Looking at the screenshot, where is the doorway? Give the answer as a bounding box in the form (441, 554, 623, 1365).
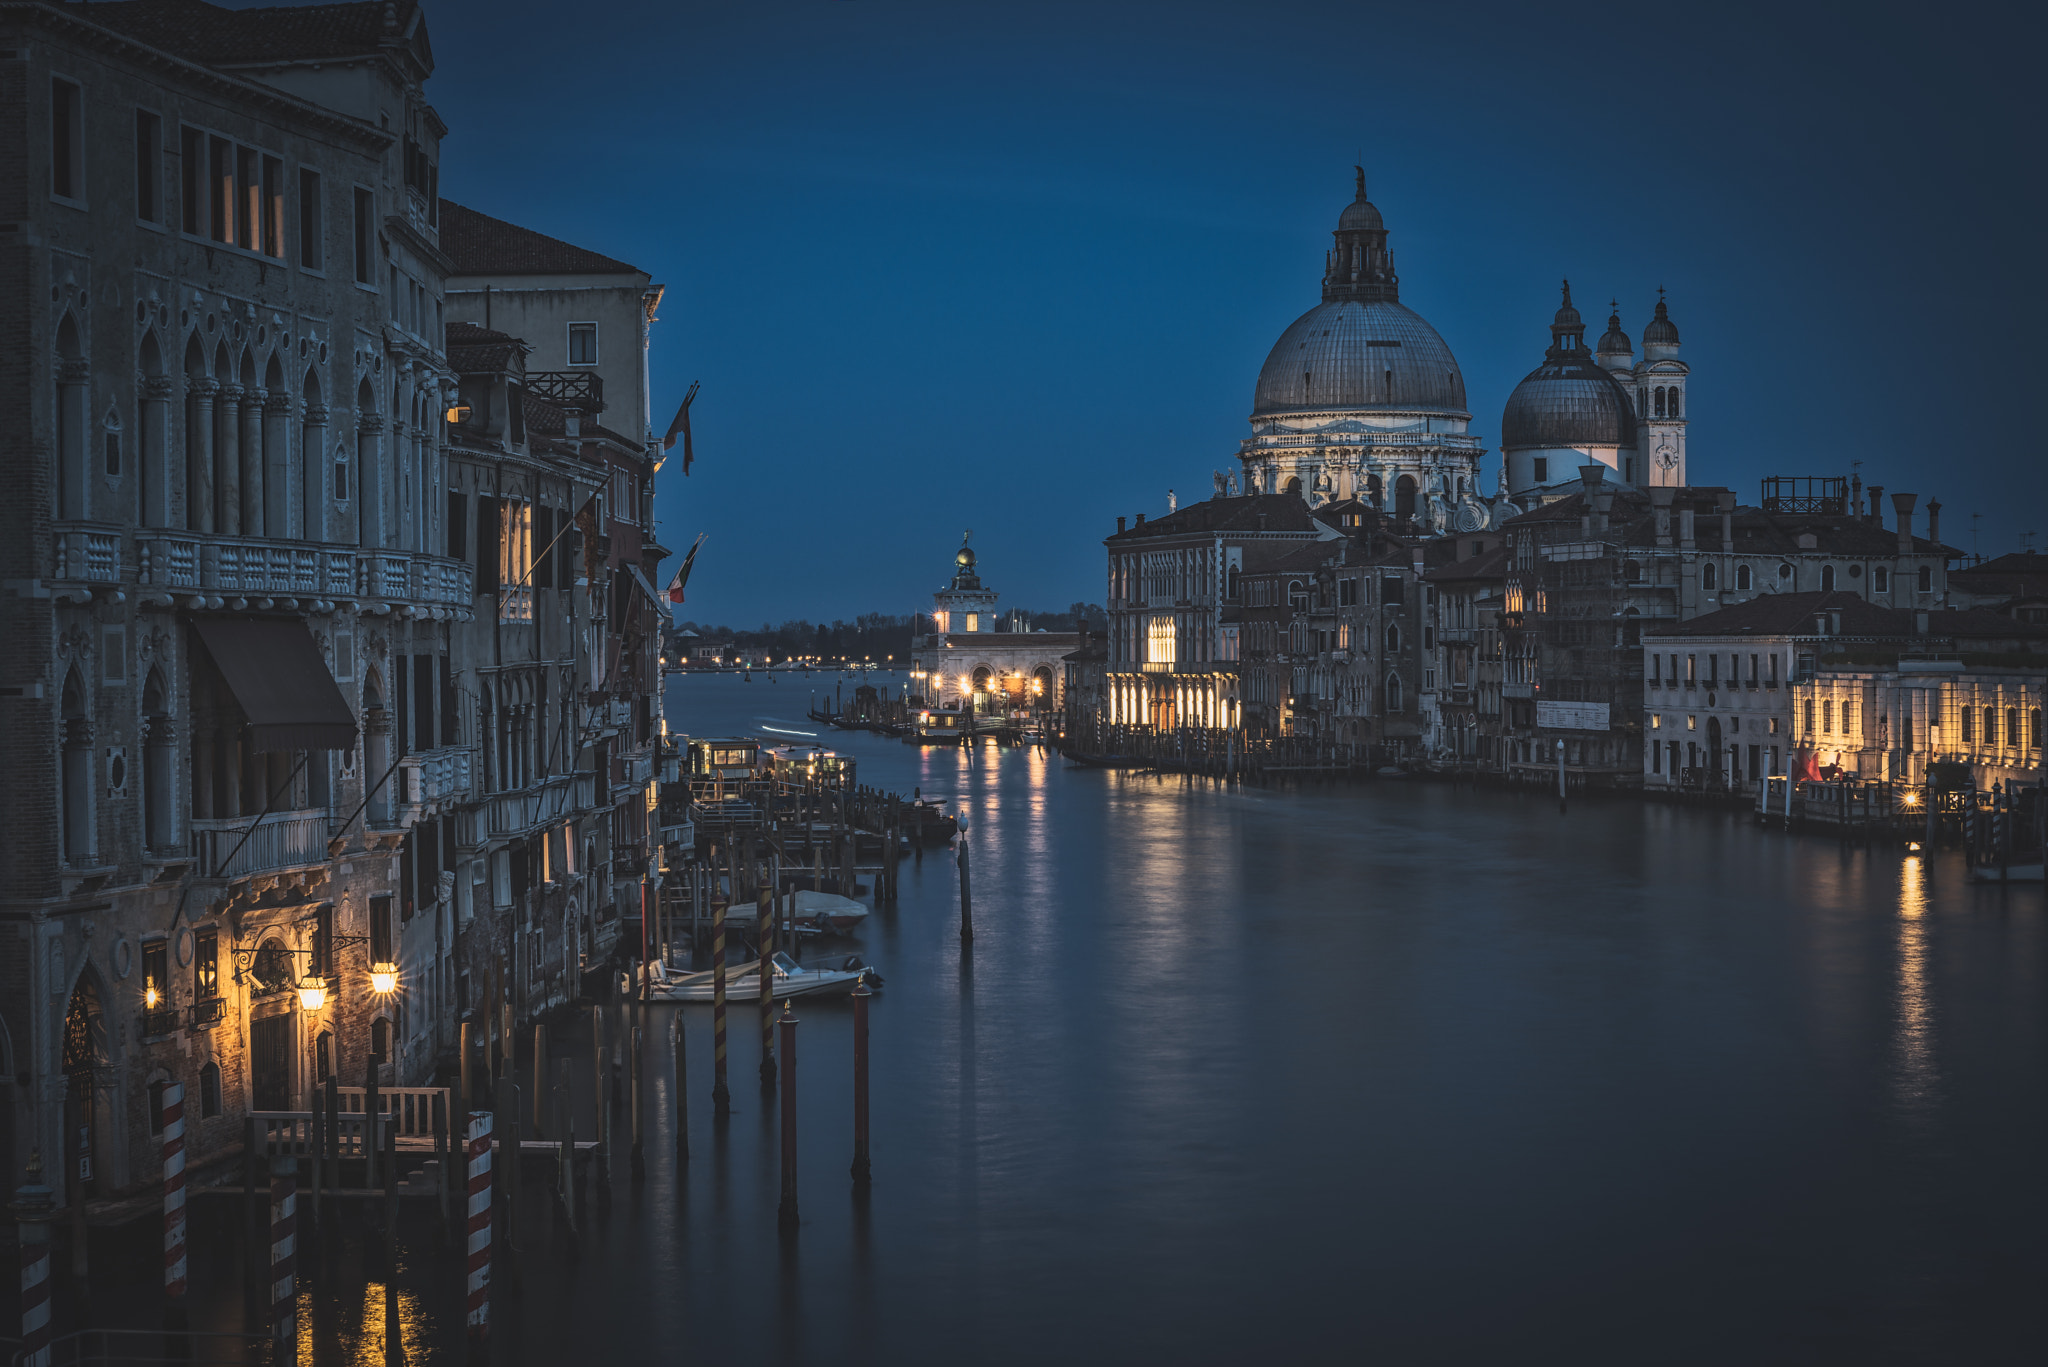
(250, 1013, 291, 1111)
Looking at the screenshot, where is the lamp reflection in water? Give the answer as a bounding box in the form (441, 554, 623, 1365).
(1891, 854, 1940, 1121)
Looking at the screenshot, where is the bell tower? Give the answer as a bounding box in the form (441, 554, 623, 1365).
(1636, 289, 1689, 487)
(931, 531, 998, 634)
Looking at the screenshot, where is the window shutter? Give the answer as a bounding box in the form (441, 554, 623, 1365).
(533, 505, 553, 587)
(476, 496, 499, 587)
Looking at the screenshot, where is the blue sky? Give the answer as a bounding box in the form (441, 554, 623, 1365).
(430, 0, 2043, 624)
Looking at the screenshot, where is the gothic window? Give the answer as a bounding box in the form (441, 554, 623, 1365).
(1385, 673, 1402, 712)
(1385, 624, 1400, 654)
(1702, 562, 1717, 590)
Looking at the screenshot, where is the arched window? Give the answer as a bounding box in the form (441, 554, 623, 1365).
(1384, 624, 1400, 654)
(1873, 566, 1889, 592)
(1736, 564, 1752, 591)
(2032, 708, 2042, 750)
(1394, 474, 1417, 520)
(1283, 476, 1302, 498)
(1669, 389, 1680, 418)
(1702, 562, 1717, 590)
(1822, 699, 1833, 732)
(1820, 565, 1835, 591)
(2008, 708, 2020, 747)
(1385, 673, 1403, 712)
(1625, 559, 1643, 583)
(1366, 473, 1383, 508)
(1803, 700, 1815, 733)
(1654, 387, 1665, 418)
(199, 1061, 222, 1118)
(1962, 708, 1974, 744)
(1227, 566, 1240, 601)
(1778, 563, 1793, 581)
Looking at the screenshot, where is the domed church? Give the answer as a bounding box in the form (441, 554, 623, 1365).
(1236, 169, 1493, 533)
(1500, 283, 1689, 504)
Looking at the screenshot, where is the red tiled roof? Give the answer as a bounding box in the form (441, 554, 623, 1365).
(82, 0, 422, 67)
(439, 200, 641, 277)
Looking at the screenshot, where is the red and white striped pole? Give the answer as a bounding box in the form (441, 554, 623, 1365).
(465, 1111, 494, 1363)
(269, 1150, 297, 1354)
(12, 1151, 56, 1367)
(161, 1082, 188, 1330)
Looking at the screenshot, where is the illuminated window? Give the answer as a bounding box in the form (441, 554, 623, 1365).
(964, 614, 978, 633)
(1147, 616, 1176, 666)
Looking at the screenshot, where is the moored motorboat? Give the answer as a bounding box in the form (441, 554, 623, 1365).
(647, 951, 877, 1002)
(793, 889, 869, 933)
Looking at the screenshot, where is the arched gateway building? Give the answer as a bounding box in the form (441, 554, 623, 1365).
(909, 536, 1078, 715)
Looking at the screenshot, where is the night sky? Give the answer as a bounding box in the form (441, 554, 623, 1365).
(428, 0, 2043, 627)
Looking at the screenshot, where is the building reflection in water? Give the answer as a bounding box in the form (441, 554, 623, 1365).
(1890, 855, 1940, 1124)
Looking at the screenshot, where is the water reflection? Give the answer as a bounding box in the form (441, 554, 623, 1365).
(1891, 855, 1940, 1122)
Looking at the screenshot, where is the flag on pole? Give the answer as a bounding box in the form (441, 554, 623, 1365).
(666, 534, 706, 603)
(662, 382, 700, 475)
(1794, 748, 1823, 784)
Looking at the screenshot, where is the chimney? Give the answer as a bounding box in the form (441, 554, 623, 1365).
(1891, 491, 1916, 555)
(1650, 485, 1675, 547)
(1679, 506, 1696, 551)
(1850, 473, 1863, 519)
(1116, 516, 1126, 534)
(1866, 485, 1883, 524)
(1926, 498, 1941, 547)
(1135, 512, 1145, 526)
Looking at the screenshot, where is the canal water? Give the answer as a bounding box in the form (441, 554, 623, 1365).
(34, 671, 2048, 1363)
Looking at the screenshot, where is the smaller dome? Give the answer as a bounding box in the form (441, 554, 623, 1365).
(1643, 296, 1679, 346)
(1552, 286, 1582, 332)
(1337, 165, 1383, 232)
(1501, 354, 1639, 451)
(955, 544, 976, 569)
(1597, 309, 1632, 355)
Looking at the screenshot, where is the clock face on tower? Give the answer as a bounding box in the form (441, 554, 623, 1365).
(1657, 438, 1677, 470)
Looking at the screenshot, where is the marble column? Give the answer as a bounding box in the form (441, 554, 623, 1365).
(186, 378, 217, 533)
(240, 386, 264, 536)
(142, 376, 175, 528)
(263, 392, 291, 539)
(216, 384, 241, 535)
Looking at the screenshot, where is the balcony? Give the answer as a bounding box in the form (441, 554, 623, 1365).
(526, 371, 605, 413)
(190, 808, 331, 880)
(133, 532, 472, 615)
(397, 744, 477, 822)
(138, 1007, 180, 1038)
(52, 522, 123, 593)
(190, 996, 226, 1029)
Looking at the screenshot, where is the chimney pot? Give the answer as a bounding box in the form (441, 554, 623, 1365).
(1891, 491, 1916, 555)
(1867, 485, 1884, 524)
(1926, 498, 1942, 547)
(1116, 516, 1126, 533)
(1135, 512, 1145, 526)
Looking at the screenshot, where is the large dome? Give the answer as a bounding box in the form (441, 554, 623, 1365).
(1252, 299, 1468, 416)
(1500, 351, 1638, 449)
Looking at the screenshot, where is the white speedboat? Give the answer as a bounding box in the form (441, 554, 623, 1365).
(647, 952, 876, 1002)
(793, 889, 869, 933)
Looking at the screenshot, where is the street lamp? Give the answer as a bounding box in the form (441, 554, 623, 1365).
(370, 964, 399, 995)
(297, 979, 329, 1012)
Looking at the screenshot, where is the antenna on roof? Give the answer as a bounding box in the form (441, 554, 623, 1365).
(1970, 511, 1982, 563)
(2021, 530, 2036, 554)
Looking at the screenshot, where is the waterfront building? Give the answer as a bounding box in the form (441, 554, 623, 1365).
(1498, 468, 1958, 787)
(1644, 592, 2046, 791)
(1236, 172, 1491, 533)
(0, 0, 672, 1204)
(909, 537, 1076, 715)
(441, 201, 674, 960)
(1098, 496, 1329, 736)
(1424, 540, 1508, 763)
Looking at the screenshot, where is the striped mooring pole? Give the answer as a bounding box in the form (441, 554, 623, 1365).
(465, 1112, 494, 1363)
(269, 1149, 298, 1354)
(161, 1082, 188, 1330)
(12, 1151, 56, 1367)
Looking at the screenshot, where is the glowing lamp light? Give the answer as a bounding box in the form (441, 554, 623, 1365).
(1899, 790, 1922, 808)
(370, 964, 400, 994)
(445, 403, 472, 424)
(298, 981, 329, 1012)
(144, 985, 161, 1009)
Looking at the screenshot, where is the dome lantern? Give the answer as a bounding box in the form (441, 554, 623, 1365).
(1642, 288, 1681, 359)
(1322, 166, 1398, 305)
(1595, 300, 1633, 372)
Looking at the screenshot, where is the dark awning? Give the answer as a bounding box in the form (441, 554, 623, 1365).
(190, 616, 358, 752)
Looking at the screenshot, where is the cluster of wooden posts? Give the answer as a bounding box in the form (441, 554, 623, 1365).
(1058, 719, 1376, 778)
